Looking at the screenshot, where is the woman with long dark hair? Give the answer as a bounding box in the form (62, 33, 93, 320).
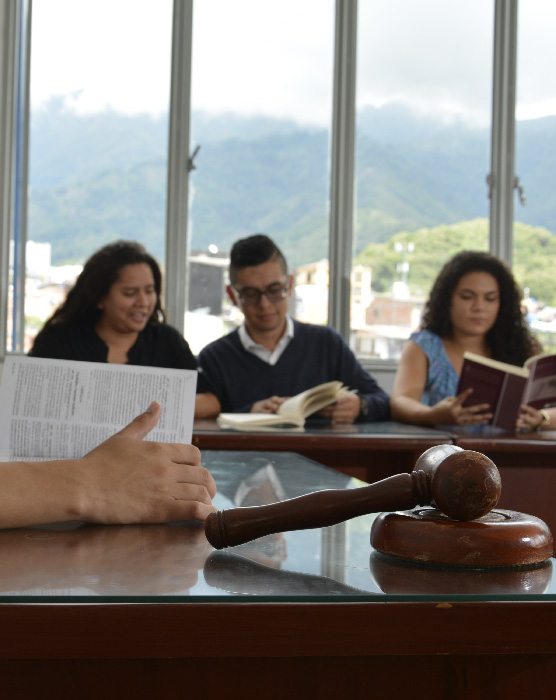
(30, 240, 219, 417)
(390, 250, 541, 427)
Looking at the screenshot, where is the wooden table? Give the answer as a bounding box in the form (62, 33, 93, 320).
(194, 420, 556, 537)
(193, 420, 454, 481)
(2, 450, 556, 699)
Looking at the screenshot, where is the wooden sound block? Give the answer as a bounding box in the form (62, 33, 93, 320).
(370, 507, 553, 568)
(369, 551, 553, 595)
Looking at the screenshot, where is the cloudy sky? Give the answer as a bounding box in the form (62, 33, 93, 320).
(30, 0, 556, 127)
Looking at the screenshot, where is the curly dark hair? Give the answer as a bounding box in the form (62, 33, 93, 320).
(34, 240, 165, 340)
(422, 250, 541, 366)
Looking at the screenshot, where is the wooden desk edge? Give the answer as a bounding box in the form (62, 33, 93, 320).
(1, 601, 555, 659)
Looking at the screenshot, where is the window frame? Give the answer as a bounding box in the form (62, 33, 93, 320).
(0, 0, 519, 361)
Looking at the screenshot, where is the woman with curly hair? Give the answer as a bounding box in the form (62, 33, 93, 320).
(30, 240, 219, 418)
(390, 250, 542, 427)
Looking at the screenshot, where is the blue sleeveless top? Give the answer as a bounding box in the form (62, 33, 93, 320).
(410, 329, 459, 406)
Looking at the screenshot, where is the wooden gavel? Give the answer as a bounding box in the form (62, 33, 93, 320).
(205, 445, 502, 549)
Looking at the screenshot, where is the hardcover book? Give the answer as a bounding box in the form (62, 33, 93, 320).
(457, 351, 556, 431)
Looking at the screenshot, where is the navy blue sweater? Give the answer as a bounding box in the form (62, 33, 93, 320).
(197, 320, 390, 422)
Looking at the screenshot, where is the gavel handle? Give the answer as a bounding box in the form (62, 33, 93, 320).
(205, 470, 431, 549)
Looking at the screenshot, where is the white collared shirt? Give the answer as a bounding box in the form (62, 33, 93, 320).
(238, 315, 294, 366)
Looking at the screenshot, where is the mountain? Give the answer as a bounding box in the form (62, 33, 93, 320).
(27, 100, 556, 271)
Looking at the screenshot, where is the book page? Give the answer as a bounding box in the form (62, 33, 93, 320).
(524, 351, 556, 370)
(217, 413, 304, 430)
(0, 357, 197, 461)
(278, 380, 345, 420)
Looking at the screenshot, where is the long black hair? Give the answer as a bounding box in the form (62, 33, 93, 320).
(422, 250, 540, 365)
(34, 240, 165, 340)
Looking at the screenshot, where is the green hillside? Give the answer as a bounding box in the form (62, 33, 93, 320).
(356, 219, 556, 306)
(27, 101, 556, 278)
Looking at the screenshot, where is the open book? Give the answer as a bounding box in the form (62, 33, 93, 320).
(0, 356, 197, 461)
(457, 351, 556, 431)
(217, 380, 351, 430)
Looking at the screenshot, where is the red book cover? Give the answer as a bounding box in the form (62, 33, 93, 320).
(457, 356, 528, 431)
(524, 354, 556, 410)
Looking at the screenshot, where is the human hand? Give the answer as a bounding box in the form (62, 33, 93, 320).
(78, 401, 216, 524)
(251, 396, 287, 414)
(318, 393, 361, 423)
(432, 388, 493, 426)
(516, 404, 544, 432)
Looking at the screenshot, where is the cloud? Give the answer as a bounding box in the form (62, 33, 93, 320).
(29, 0, 556, 125)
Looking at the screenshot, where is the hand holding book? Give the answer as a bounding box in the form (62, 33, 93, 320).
(250, 391, 361, 423)
(425, 386, 493, 427)
(217, 381, 353, 430)
(516, 404, 555, 432)
(457, 351, 556, 431)
(315, 391, 361, 423)
(251, 396, 288, 414)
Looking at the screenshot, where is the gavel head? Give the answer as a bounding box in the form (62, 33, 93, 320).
(415, 445, 502, 521)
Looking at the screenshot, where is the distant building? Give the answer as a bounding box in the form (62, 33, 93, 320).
(293, 258, 429, 358)
(185, 250, 231, 354)
(294, 259, 329, 324)
(294, 259, 373, 327)
(188, 250, 229, 315)
(356, 295, 425, 359)
(366, 296, 418, 327)
(26, 241, 52, 278)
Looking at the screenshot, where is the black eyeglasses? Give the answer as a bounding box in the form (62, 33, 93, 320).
(233, 282, 289, 306)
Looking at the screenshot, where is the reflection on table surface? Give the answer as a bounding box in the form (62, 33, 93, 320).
(193, 419, 454, 439)
(442, 423, 556, 443)
(0, 450, 554, 602)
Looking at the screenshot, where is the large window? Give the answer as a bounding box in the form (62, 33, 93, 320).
(353, 0, 494, 359)
(514, 0, 556, 351)
(12, 0, 172, 351)
(2, 0, 554, 362)
(185, 0, 335, 353)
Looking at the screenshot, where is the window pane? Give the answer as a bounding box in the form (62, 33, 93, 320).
(515, 0, 556, 353)
(353, 0, 494, 359)
(20, 0, 172, 352)
(187, 0, 335, 353)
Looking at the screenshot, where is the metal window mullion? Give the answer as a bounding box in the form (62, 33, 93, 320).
(0, 0, 19, 357)
(489, 0, 518, 266)
(328, 0, 357, 340)
(165, 0, 194, 332)
(12, 0, 31, 353)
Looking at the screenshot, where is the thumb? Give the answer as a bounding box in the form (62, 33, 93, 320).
(117, 401, 161, 440)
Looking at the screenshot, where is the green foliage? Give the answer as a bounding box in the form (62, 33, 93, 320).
(513, 222, 556, 306)
(26, 103, 556, 308)
(356, 219, 556, 306)
(24, 316, 45, 331)
(356, 219, 489, 295)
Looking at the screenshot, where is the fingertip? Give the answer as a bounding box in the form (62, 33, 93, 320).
(119, 401, 161, 439)
(146, 401, 161, 415)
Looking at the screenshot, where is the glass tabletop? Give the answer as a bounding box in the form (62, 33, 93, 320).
(0, 450, 553, 603)
(195, 419, 454, 439)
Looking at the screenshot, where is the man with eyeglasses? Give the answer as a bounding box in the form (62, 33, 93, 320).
(197, 234, 390, 423)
